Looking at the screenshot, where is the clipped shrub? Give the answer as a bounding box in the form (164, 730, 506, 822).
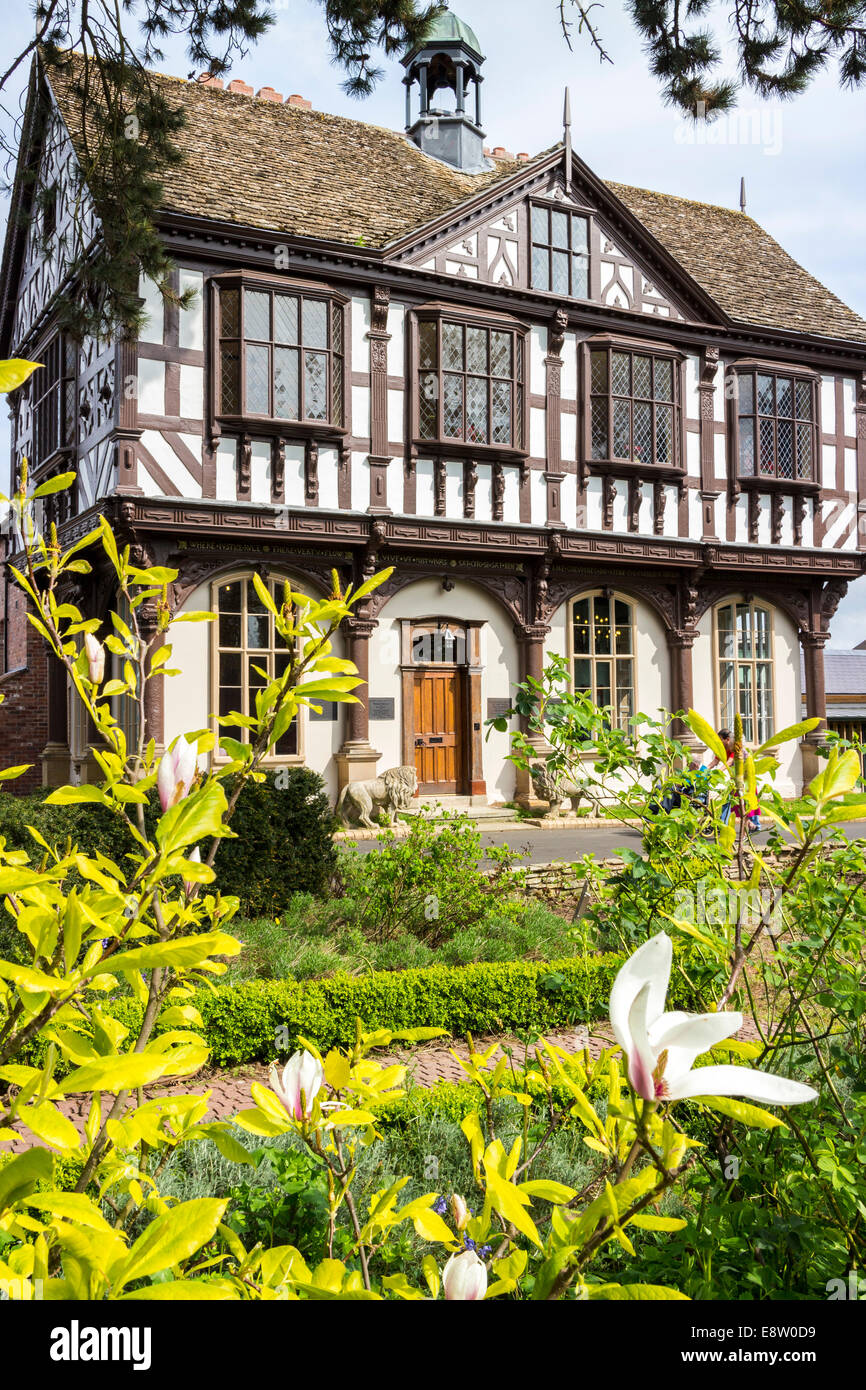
(14, 948, 707, 1073)
(0, 766, 337, 916)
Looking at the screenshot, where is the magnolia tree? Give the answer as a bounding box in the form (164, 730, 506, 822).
(0, 364, 838, 1298)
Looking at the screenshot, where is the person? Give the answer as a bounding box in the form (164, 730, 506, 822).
(709, 728, 760, 832)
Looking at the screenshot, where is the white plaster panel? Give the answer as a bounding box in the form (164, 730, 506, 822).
(714, 431, 727, 480)
(822, 443, 837, 491)
(685, 354, 700, 417)
(842, 377, 856, 436)
(560, 473, 577, 528)
(415, 458, 435, 517)
(138, 358, 165, 415)
(475, 464, 492, 521)
(529, 326, 547, 393)
(250, 440, 271, 505)
(352, 384, 371, 438)
(821, 375, 836, 430)
(663, 484, 679, 537)
(351, 451, 369, 512)
(215, 439, 236, 500)
(561, 411, 576, 463)
(318, 446, 339, 510)
(530, 467, 547, 526)
(178, 270, 204, 350)
(388, 457, 404, 514)
(502, 466, 521, 523)
(560, 335, 578, 401)
(386, 303, 405, 376)
(445, 460, 464, 518)
(351, 295, 370, 369)
(686, 430, 700, 478)
(586, 476, 602, 530)
(530, 406, 546, 459)
(179, 365, 203, 418)
(138, 276, 164, 344)
(387, 388, 404, 444)
(284, 443, 305, 507)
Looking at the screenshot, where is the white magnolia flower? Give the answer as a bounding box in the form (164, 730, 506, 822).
(157, 734, 197, 812)
(83, 631, 105, 685)
(442, 1249, 487, 1301)
(610, 933, 817, 1107)
(269, 1049, 324, 1120)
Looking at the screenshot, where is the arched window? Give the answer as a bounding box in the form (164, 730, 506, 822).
(714, 599, 775, 745)
(570, 592, 636, 728)
(212, 573, 299, 759)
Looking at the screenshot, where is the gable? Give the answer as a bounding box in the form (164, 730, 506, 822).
(10, 92, 97, 353)
(393, 164, 706, 324)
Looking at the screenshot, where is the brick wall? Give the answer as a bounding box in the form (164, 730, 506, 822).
(0, 556, 49, 793)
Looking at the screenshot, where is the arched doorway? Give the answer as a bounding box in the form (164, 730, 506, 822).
(399, 617, 484, 795)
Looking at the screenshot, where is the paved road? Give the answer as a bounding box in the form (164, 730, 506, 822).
(344, 821, 865, 866)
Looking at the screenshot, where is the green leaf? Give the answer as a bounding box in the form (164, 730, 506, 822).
(584, 1282, 689, 1300)
(756, 717, 820, 753)
(0, 358, 42, 393)
(685, 711, 727, 763)
(32, 472, 76, 499)
(45, 785, 110, 807)
(0, 1147, 53, 1211)
(518, 1179, 577, 1204)
(156, 782, 229, 854)
(113, 1199, 227, 1290)
(690, 1095, 787, 1130)
(95, 931, 240, 977)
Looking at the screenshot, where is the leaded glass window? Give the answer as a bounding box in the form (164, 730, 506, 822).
(218, 285, 344, 427)
(736, 368, 816, 481)
(417, 319, 523, 448)
(214, 576, 298, 758)
(716, 599, 775, 745)
(571, 594, 635, 729)
(588, 345, 681, 468)
(530, 205, 590, 298)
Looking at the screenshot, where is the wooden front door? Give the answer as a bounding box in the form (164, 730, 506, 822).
(413, 669, 463, 793)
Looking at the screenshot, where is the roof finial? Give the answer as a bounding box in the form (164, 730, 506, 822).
(739, 176, 747, 213)
(563, 87, 572, 191)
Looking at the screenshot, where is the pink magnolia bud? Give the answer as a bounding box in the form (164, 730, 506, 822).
(269, 1049, 324, 1120)
(84, 632, 105, 685)
(157, 734, 198, 812)
(442, 1249, 487, 1301)
(450, 1194, 469, 1230)
(183, 845, 201, 895)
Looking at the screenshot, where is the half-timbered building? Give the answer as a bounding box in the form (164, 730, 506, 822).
(2, 12, 865, 802)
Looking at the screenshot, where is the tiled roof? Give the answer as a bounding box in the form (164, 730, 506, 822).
(607, 182, 866, 343)
(47, 59, 521, 249)
(800, 650, 866, 697)
(47, 57, 866, 344)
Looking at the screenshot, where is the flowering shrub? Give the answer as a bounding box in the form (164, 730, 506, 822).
(0, 421, 855, 1298)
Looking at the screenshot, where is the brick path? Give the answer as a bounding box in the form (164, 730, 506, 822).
(3, 1016, 761, 1155)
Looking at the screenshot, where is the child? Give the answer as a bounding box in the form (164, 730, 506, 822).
(709, 728, 760, 833)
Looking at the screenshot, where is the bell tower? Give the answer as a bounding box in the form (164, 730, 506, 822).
(401, 9, 490, 173)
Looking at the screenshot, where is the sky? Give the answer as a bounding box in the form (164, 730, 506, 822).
(1, 0, 864, 640)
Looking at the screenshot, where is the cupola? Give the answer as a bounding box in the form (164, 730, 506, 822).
(401, 9, 490, 173)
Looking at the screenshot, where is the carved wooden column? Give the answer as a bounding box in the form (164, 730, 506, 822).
(42, 652, 71, 787)
(139, 600, 165, 753)
(544, 309, 568, 526)
(799, 629, 828, 783)
(366, 285, 392, 514)
(335, 614, 381, 793)
(513, 620, 552, 807)
(698, 346, 721, 540)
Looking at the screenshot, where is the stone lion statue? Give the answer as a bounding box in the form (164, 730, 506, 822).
(530, 763, 587, 818)
(335, 765, 418, 828)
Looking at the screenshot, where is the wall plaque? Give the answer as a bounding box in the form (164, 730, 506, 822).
(309, 701, 338, 722)
(369, 698, 396, 721)
(487, 698, 512, 720)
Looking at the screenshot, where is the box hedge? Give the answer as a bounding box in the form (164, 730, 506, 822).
(0, 766, 337, 918)
(16, 950, 706, 1072)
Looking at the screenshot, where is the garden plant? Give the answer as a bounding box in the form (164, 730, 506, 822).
(0, 376, 864, 1298)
